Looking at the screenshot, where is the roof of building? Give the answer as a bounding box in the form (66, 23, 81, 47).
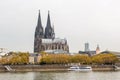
(44, 49, 68, 54)
(101, 51, 120, 56)
(79, 50, 96, 56)
(42, 38, 67, 44)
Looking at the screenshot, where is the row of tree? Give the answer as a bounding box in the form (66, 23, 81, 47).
(0, 52, 119, 65)
(0, 52, 29, 65)
(40, 53, 119, 65)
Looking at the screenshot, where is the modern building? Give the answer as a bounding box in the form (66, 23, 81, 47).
(79, 43, 100, 56)
(101, 51, 120, 60)
(34, 10, 69, 53)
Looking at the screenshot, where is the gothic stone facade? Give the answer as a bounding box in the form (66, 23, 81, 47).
(34, 11, 69, 53)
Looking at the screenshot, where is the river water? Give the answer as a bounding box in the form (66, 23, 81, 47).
(0, 71, 120, 80)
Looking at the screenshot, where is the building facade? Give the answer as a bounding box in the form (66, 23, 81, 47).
(29, 53, 41, 64)
(79, 43, 100, 56)
(34, 11, 69, 53)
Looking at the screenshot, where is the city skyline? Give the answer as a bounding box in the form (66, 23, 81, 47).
(0, 0, 120, 52)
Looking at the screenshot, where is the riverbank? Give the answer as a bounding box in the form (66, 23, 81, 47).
(0, 65, 117, 72)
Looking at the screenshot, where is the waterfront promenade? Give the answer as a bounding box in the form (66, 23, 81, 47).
(0, 64, 117, 72)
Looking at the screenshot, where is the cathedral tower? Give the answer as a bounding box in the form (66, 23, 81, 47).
(35, 10, 44, 38)
(45, 11, 54, 39)
(34, 10, 43, 53)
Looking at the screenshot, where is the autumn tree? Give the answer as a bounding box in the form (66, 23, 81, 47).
(0, 52, 29, 65)
(92, 53, 119, 65)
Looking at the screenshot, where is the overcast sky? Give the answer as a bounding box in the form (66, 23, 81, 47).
(0, 0, 120, 53)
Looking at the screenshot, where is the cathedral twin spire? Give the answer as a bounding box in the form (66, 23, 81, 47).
(35, 10, 55, 39)
(34, 11, 69, 53)
(35, 10, 44, 38)
(37, 10, 42, 28)
(46, 11, 51, 28)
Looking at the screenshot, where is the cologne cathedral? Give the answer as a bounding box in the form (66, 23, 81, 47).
(34, 11, 69, 53)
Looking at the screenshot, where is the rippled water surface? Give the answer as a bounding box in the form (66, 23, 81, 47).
(0, 71, 120, 80)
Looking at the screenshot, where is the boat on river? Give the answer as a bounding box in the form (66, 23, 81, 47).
(68, 66, 92, 71)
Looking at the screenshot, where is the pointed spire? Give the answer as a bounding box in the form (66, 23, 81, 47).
(37, 10, 42, 27)
(44, 10, 53, 39)
(46, 10, 51, 27)
(35, 10, 44, 38)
